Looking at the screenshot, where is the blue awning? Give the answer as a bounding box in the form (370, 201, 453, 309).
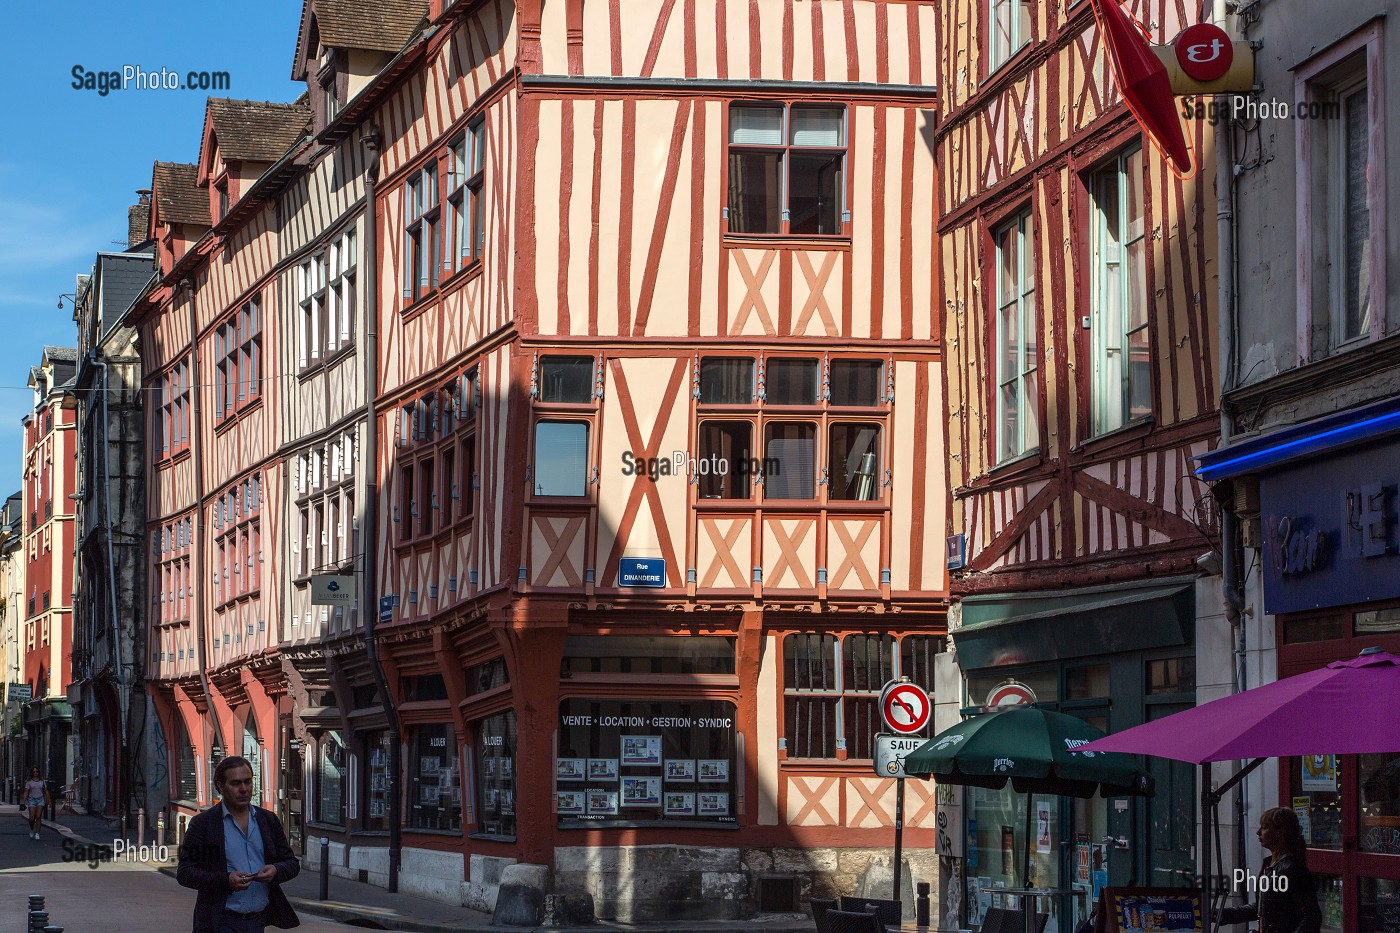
(1195, 394, 1400, 481)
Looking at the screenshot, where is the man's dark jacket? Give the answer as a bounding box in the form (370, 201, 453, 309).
(176, 804, 301, 932)
(1218, 853, 1322, 933)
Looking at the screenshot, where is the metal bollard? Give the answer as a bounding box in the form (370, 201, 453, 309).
(27, 895, 44, 933)
(319, 837, 329, 900)
(915, 880, 931, 928)
(137, 808, 146, 845)
(43, 927, 63, 933)
(28, 910, 47, 933)
(156, 812, 166, 849)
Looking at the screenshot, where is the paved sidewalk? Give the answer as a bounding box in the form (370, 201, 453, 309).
(26, 805, 815, 933)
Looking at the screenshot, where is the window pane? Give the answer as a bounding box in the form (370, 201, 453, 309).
(533, 421, 588, 496)
(1065, 664, 1110, 700)
(830, 360, 882, 406)
(364, 730, 392, 831)
(1360, 752, 1400, 854)
(561, 635, 737, 675)
(1291, 755, 1343, 849)
(992, 0, 1013, 66)
(842, 634, 894, 692)
(317, 731, 346, 824)
(729, 106, 783, 145)
(789, 152, 842, 235)
(475, 711, 516, 837)
(700, 358, 753, 404)
(790, 107, 843, 146)
(728, 151, 783, 234)
(697, 421, 753, 499)
(843, 696, 880, 758)
(410, 723, 461, 831)
(1360, 877, 1400, 933)
(900, 636, 941, 693)
(784, 695, 838, 758)
(763, 422, 816, 499)
(784, 633, 837, 691)
(766, 358, 819, 405)
(1343, 85, 1372, 342)
(539, 356, 594, 403)
(828, 423, 880, 500)
(1357, 608, 1400, 634)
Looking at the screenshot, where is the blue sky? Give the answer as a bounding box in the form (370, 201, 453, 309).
(0, 1, 305, 488)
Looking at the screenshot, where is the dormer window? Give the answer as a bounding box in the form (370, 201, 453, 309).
(215, 179, 229, 222)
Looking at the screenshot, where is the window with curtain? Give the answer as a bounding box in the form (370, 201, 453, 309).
(1089, 146, 1149, 435)
(763, 422, 816, 499)
(728, 104, 845, 235)
(995, 209, 1038, 461)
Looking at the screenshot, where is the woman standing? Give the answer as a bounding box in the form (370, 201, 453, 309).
(1217, 807, 1322, 933)
(22, 767, 50, 840)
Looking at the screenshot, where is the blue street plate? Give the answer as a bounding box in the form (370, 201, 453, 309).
(619, 557, 666, 587)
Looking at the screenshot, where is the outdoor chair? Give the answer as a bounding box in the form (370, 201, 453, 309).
(839, 895, 901, 929)
(976, 907, 1007, 933)
(810, 897, 837, 933)
(989, 908, 1026, 933)
(825, 908, 885, 933)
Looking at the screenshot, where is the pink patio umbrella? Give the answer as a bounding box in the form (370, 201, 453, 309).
(1077, 647, 1400, 932)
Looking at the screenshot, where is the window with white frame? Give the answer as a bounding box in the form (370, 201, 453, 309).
(447, 123, 486, 273)
(989, 0, 1032, 72)
(995, 210, 1038, 461)
(1088, 146, 1149, 436)
(294, 432, 357, 587)
(727, 103, 846, 236)
(782, 633, 941, 759)
(403, 161, 440, 303)
(299, 227, 357, 369)
(1331, 75, 1373, 345)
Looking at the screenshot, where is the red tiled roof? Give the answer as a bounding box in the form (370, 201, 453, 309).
(151, 162, 210, 227)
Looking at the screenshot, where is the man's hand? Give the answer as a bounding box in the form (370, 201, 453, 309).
(253, 865, 278, 884)
(228, 871, 253, 891)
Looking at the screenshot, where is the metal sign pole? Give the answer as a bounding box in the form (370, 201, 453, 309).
(893, 776, 905, 906)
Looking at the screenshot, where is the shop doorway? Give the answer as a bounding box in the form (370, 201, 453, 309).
(279, 717, 304, 855)
(1144, 700, 1196, 888)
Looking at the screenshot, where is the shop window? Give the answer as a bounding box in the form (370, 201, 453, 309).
(474, 712, 516, 838)
(1359, 877, 1400, 931)
(763, 422, 816, 499)
(828, 423, 881, 501)
(532, 421, 589, 496)
(727, 103, 845, 236)
(409, 723, 461, 831)
(243, 720, 263, 807)
(560, 635, 737, 676)
(830, 360, 884, 407)
(766, 358, 819, 405)
(1359, 752, 1400, 854)
(556, 698, 736, 826)
(1284, 614, 1348, 644)
(1356, 607, 1400, 634)
(1145, 657, 1195, 695)
(1064, 664, 1110, 700)
(1291, 755, 1343, 849)
(966, 789, 1061, 929)
(363, 729, 392, 830)
(1316, 873, 1344, 933)
(316, 731, 347, 825)
(699, 358, 754, 404)
(538, 356, 594, 403)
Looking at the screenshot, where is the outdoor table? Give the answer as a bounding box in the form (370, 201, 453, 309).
(883, 927, 970, 933)
(994, 887, 1090, 933)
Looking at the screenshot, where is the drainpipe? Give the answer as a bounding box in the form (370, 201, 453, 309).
(359, 127, 401, 893)
(93, 356, 129, 825)
(186, 285, 226, 782)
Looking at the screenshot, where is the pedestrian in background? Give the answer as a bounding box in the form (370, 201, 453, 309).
(1216, 806, 1322, 933)
(176, 755, 300, 933)
(22, 767, 50, 840)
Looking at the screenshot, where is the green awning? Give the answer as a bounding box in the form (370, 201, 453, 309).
(952, 576, 1196, 670)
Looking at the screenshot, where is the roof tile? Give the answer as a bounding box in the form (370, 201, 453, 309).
(151, 162, 211, 227)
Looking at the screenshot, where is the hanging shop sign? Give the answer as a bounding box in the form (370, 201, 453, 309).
(311, 574, 356, 606)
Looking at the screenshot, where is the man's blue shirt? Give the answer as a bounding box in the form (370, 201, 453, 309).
(221, 803, 269, 914)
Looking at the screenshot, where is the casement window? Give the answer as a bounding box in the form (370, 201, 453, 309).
(151, 516, 193, 644)
(294, 432, 356, 584)
(213, 298, 262, 421)
(446, 123, 486, 273)
(695, 356, 886, 502)
(299, 227, 356, 368)
(157, 359, 192, 457)
(213, 475, 260, 609)
(537, 356, 594, 403)
(782, 633, 940, 759)
(1088, 147, 1149, 435)
(994, 210, 1039, 461)
(989, 0, 1033, 72)
(403, 161, 440, 303)
(393, 368, 479, 547)
(533, 421, 590, 497)
(727, 103, 846, 236)
(1296, 26, 1385, 357)
(531, 356, 595, 498)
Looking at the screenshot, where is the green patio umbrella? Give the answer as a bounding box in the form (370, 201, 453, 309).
(904, 706, 1154, 888)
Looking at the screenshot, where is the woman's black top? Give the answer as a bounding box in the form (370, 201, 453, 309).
(1218, 853, 1322, 933)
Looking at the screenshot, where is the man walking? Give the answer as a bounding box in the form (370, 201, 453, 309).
(177, 755, 300, 932)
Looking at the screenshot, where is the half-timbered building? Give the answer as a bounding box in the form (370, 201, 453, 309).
(933, 1, 1219, 927)
(351, 0, 945, 920)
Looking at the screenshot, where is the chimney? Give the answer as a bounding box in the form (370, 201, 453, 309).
(129, 189, 153, 248)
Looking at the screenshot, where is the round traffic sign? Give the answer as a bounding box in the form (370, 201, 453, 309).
(985, 680, 1037, 708)
(879, 681, 931, 734)
(1174, 23, 1233, 82)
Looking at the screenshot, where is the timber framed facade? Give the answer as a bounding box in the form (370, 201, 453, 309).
(933, 0, 1220, 929)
